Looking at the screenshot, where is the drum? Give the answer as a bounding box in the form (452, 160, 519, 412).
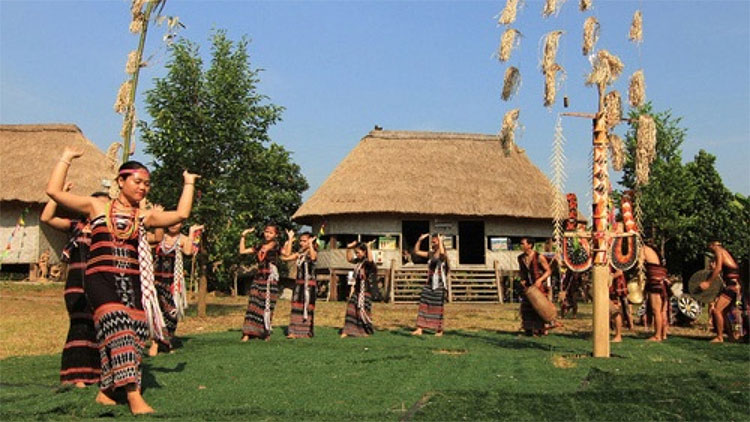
(525, 285, 557, 322)
(676, 295, 702, 322)
(687, 269, 722, 304)
(627, 278, 645, 305)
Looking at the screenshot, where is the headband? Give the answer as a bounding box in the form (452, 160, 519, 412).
(119, 168, 150, 178)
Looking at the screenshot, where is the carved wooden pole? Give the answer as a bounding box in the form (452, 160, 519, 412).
(591, 106, 611, 358)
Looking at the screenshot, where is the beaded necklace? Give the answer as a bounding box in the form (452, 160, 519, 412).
(105, 199, 140, 242)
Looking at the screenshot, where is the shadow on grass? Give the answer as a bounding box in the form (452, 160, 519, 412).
(184, 303, 245, 317)
(141, 362, 187, 392)
(450, 330, 554, 351)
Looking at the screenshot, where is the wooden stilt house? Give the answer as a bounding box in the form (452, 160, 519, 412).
(292, 129, 557, 302)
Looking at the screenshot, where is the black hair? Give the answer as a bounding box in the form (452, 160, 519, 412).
(355, 242, 368, 253)
(117, 161, 149, 178)
(90, 192, 110, 199)
(298, 231, 313, 238)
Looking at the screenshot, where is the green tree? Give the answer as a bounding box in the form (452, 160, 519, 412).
(619, 103, 696, 273)
(139, 30, 308, 296)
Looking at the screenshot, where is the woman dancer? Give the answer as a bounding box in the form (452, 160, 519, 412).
(149, 222, 203, 356)
(411, 233, 448, 336)
(46, 147, 198, 414)
(240, 225, 281, 342)
(341, 241, 377, 338)
(40, 182, 108, 388)
(281, 230, 318, 338)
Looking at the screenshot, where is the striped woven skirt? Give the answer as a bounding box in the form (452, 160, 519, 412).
(60, 264, 100, 385)
(288, 278, 316, 338)
(92, 303, 148, 390)
(415, 285, 445, 332)
(155, 280, 178, 348)
(342, 291, 373, 337)
(242, 276, 279, 339)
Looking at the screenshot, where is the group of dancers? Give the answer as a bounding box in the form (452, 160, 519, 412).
(41, 147, 745, 415)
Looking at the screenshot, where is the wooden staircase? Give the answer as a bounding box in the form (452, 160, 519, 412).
(390, 267, 501, 303)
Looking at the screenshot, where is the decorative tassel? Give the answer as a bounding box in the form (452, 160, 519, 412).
(499, 108, 521, 155)
(543, 0, 565, 18)
(498, 28, 521, 62)
(544, 63, 564, 107)
(608, 133, 625, 171)
(579, 0, 592, 12)
(635, 114, 657, 185)
(550, 115, 568, 257)
(542, 30, 564, 72)
(582, 16, 599, 56)
(502, 66, 521, 101)
(629, 10, 643, 44)
(629, 70, 646, 107)
(114, 80, 133, 114)
(585, 50, 624, 87)
(497, 0, 520, 26)
(603, 90, 622, 129)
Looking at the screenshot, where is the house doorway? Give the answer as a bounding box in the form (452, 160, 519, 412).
(459, 221, 485, 265)
(402, 220, 430, 264)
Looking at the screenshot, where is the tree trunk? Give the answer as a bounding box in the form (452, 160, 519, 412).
(197, 246, 208, 317)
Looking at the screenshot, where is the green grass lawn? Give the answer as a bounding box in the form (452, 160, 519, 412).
(1, 327, 748, 421)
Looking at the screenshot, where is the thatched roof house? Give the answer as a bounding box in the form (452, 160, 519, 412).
(0, 124, 111, 271)
(293, 129, 557, 273)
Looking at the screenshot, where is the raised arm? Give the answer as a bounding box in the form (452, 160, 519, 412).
(365, 240, 375, 262)
(280, 229, 298, 261)
(144, 171, 200, 228)
(239, 228, 256, 255)
(437, 234, 446, 257)
(40, 182, 74, 231)
(701, 245, 724, 290)
(308, 236, 318, 261)
(413, 233, 429, 259)
(182, 224, 203, 256)
(346, 241, 357, 263)
(46, 147, 99, 219)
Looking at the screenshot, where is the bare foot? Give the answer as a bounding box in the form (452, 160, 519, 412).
(340, 333, 348, 338)
(410, 328, 423, 336)
(148, 342, 159, 357)
(612, 336, 622, 343)
(264, 337, 271, 342)
(127, 390, 154, 415)
(646, 336, 661, 342)
(434, 331, 443, 337)
(241, 335, 249, 342)
(95, 391, 117, 406)
(710, 336, 724, 343)
(74, 381, 87, 389)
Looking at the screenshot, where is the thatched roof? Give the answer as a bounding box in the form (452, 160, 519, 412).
(0, 124, 112, 203)
(293, 129, 557, 223)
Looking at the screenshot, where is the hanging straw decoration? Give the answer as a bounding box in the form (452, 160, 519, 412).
(629, 70, 645, 107)
(120, 109, 136, 140)
(502, 66, 522, 101)
(498, 0, 520, 26)
(608, 133, 625, 171)
(498, 28, 521, 62)
(585, 50, 624, 87)
(635, 114, 657, 185)
(579, 0, 592, 12)
(543, 0, 566, 18)
(629, 10, 643, 44)
(603, 90, 622, 129)
(114, 80, 133, 114)
(544, 63, 564, 107)
(550, 115, 568, 256)
(125, 50, 141, 74)
(499, 109, 520, 155)
(582, 16, 599, 56)
(541, 30, 564, 72)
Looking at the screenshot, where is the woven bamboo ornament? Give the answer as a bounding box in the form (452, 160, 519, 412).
(608, 133, 625, 171)
(585, 50, 624, 87)
(498, 28, 521, 62)
(635, 114, 657, 185)
(579, 0, 592, 12)
(603, 90, 622, 129)
(629, 70, 645, 107)
(542, 30, 564, 72)
(498, 0, 520, 25)
(629, 10, 643, 44)
(551, 115, 568, 255)
(543, 0, 566, 18)
(544, 63, 564, 107)
(582, 16, 599, 56)
(500, 109, 521, 155)
(502, 66, 522, 101)
(114, 80, 133, 114)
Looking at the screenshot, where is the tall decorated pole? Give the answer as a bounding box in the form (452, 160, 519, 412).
(591, 107, 610, 357)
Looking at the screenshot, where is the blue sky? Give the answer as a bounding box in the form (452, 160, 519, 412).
(2, 0, 748, 214)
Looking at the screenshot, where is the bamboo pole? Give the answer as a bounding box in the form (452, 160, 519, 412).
(591, 111, 611, 358)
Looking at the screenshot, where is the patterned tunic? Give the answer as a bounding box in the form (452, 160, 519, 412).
(415, 255, 447, 332)
(59, 220, 100, 385)
(342, 259, 376, 336)
(288, 252, 317, 338)
(85, 214, 148, 391)
(153, 237, 180, 348)
(242, 243, 280, 339)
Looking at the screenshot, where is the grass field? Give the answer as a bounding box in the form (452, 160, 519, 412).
(1, 283, 748, 421)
